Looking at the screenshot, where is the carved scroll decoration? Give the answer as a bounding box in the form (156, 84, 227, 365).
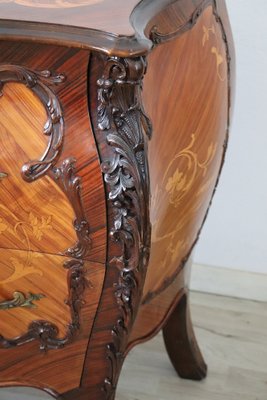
(53, 157, 91, 259)
(0, 63, 91, 350)
(97, 56, 152, 398)
(0, 258, 87, 350)
(0, 65, 65, 182)
(0, 78, 91, 350)
(0, 158, 90, 350)
(150, 0, 212, 44)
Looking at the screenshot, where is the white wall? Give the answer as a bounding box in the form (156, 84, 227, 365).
(194, 0, 267, 274)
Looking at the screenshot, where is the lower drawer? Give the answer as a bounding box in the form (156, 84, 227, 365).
(0, 248, 84, 340)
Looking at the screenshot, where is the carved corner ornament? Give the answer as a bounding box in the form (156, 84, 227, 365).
(0, 65, 91, 351)
(0, 65, 65, 182)
(97, 56, 152, 398)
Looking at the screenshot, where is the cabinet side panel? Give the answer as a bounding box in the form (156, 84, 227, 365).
(143, 5, 229, 299)
(130, 1, 234, 346)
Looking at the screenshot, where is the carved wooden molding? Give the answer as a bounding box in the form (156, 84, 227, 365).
(150, 0, 212, 44)
(0, 64, 92, 350)
(0, 259, 87, 350)
(53, 157, 92, 259)
(0, 159, 90, 350)
(97, 56, 152, 398)
(0, 65, 65, 182)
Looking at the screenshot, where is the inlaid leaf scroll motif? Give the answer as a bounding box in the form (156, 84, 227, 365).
(0, 65, 91, 350)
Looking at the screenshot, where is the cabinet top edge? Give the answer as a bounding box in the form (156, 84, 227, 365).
(0, 0, 213, 55)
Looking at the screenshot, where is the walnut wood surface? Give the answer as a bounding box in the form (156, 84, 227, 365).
(0, 249, 70, 338)
(0, 0, 234, 399)
(0, 43, 107, 394)
(0, 42, 107, 263)
(163, 291, 207, 380)
(0, 261, 105, 394)
(128, 260, 191, 349)
(0, 83, 76, 255)
(0, 0, 218, 56)
(130, 0, 234, 352)
(142, 5, 228, 300)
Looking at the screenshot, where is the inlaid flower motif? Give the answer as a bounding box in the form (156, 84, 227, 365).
(165, 169, 187, 200)
(29, 212, 53, 241)
(202, 24, 226, 81)
(211, 47, 224, 70)
(202, 25, 215, 46)
(0, 207, 53, 284)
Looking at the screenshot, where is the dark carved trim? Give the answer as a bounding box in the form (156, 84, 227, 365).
(0, 259, 87, 351)
(0, 65, 65, 182)
(97, 56, 152, 398)
(0, 65, 91, 350)
(0, 159, 90, 351)
(150, 0, 212, 44)
(142, 0, 232, 304)
(53, 157, 92, 259)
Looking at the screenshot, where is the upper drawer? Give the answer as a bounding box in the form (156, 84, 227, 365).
(0, 82, 76, 255)
(0, 43, 107, 263)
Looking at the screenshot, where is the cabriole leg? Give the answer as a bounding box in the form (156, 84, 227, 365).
(163, 292, 207, 380)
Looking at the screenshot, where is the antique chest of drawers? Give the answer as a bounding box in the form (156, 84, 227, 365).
(0, 1, 234, 399)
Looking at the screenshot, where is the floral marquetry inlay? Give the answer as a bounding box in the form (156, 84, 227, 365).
(148, 134, 217, 286)
(0, 206, 53, 284)
(164, 134, 217, 208)
(141, 5, 229, 302)
(0, 79, 92, 349)
(202, 24, 226, 82)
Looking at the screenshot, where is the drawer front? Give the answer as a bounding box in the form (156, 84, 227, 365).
(0, 249, 71, 338)
(0, 82, 76, 255)
(0, 80, 87, 347)
(0, 42, 107, 393)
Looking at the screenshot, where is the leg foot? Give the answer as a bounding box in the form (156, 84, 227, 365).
(163, 292, 207, 380)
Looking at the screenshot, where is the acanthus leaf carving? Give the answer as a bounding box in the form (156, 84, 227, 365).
(97, 56, 152, 398)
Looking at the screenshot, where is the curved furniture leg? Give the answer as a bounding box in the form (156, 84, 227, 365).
(162, 292, 207, 380)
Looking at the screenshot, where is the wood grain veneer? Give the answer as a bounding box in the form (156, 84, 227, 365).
(0, 0, 235, 399)
(0, 42, 107, 394)
(0, 261, 105, 394)
(131, 0, 234, 356)
(0, 83, 76, 255)
(143, 5, 228, 300)
(0, 249, 71, 338)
